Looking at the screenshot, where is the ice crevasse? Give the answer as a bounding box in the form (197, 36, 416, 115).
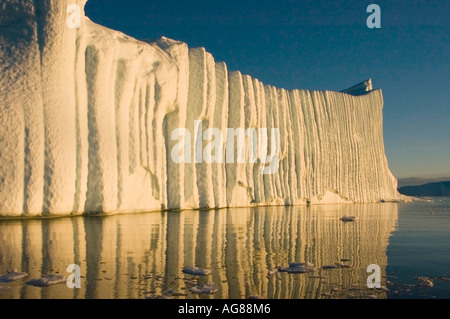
(0, 0, 402, 217)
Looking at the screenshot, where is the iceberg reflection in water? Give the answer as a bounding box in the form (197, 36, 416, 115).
(0, 204, 398, 299)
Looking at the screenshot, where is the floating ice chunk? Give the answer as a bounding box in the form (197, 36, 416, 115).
(278, 265, 315, 274)
(286, 267, 315, 274)
(416, 276, 434, 288)
(189, 282, 218, 294)
(0, 271, 28, 282)
(182, 267, 210, 276)
(322, 265, 339, 270)
(340, 216, 358, 222)
(267, 268, 278, 276)
(335, 263, 351, 268)
(26, 275, 67, 287)
(289, 262, 314, 268)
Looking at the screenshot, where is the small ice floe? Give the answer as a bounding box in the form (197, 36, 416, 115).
(189, 282, 218, 295)
(277, 265, 315, 274)
(0, 271, 29, 283)
(340, 216, 358, 222)
(289, 262, 314, 268)
(163, 289, 186, 297)
(288, 267, 315, 274)
(182, 267, 210, 276)
(416, 276, 434, 288)
(26, 275, 67, 287)
(267, 268, 278, 277)
(322, 265, 338, 270)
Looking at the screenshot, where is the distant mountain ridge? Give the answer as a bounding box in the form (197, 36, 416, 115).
(398, 181, 450, 196)
(398, 177, 450, 188)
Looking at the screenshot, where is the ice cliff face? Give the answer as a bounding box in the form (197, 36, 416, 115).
(0, 0, 400, 217)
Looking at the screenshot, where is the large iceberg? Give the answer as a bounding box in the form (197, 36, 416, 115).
(0, 0, 401, 217)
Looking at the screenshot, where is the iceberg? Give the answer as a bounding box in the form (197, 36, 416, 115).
(25, 275, 67, 287)
(0, 271, 29, 283)
(0, 0, 401, 217)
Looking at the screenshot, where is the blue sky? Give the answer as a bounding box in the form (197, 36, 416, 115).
(85, 0, 450, 179)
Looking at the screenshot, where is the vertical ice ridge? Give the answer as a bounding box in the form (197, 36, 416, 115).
(242, 75, 256, 203)
(213, 62, 229, 208)
(144, 83, 152, 172)
(284, 90, 298, 203)
(280, 89, 295, 204)
(272, 87, 282, 201)
(72, 11, 89, 215)
(84, 45, 104, 213)
(226, 71, 247, 206)
(252, 80, 265, 204)
(311, 91, 324, 198)
(72, 31, 83, 214)
(113, 59, 129, 209)
(290, 91, 306, 202)
(37, 1, 78, 214)
(165, 109, 181, 209)
(185, 48, 206, 208)
(195, 52, 215, 208)
(276, 89, 287, 203)
(262, 85, 273, 202)
(138, 86, 145, 169)
(93, 43, 118, 212)
(128, 79, 138, 176)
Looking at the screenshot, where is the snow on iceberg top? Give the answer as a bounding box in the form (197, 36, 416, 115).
(339, 79, 374, 96)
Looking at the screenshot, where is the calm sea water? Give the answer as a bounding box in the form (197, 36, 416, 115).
(387, 197, 450, 299)
(0, 198, 449, 299)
